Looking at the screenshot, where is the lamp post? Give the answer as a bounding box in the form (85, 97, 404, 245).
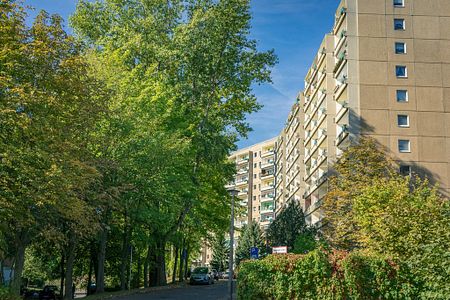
(227, 187, 239, 300)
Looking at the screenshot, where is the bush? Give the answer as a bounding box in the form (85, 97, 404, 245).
(237, 249, 418, 300)
(0, 287, 21, 300)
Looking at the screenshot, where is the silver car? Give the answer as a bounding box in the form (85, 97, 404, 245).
(189, 267, 215, 285)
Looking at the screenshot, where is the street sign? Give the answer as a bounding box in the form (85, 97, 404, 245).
(250, 247, 259, 259)
(272, 246, 288, 254)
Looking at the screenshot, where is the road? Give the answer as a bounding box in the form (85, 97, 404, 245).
(115, 280, 236, 300)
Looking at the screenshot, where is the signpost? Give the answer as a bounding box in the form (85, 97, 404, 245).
(272, 246, 288, 254)
(250, 247, 259, 260)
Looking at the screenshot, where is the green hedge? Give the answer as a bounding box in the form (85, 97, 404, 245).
(237, 250, 418, 300)
(0, 288, 21, 300)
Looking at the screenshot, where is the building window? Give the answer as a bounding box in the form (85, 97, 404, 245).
(253, 196, 256, 201)
(254, 163, 257, 168)
(396, 90, 408, 102)
(396, 66, 407, 78)
(394, 19, 405, 30)
(400, 165, 411, 176)
(253, 207, 256, 212)
(394, 0, 404, 7)
(397, 115, 409, 127)
(253, 185, 256, 190)
(398, 140, 411, 153)
(395, 42, 406, 54)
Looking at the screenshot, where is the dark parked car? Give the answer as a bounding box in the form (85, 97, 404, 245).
(189, 267, 215, 285)
(39, 286, 58, 300)
(211, 269, 219, 280)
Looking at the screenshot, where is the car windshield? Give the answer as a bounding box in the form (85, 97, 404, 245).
(193, 267, 208, 274)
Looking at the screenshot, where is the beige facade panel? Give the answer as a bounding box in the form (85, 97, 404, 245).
(418, 137, 447, 162)
(358, 0, 385, 14)
(444, 88, 450, 112)
(387, 62, 415, 85)
(359, 109, 389, 135)
(442, 64, 450, 87)
(359, 61, 388, 85)
(359, 37, 387, 61)
(387, 38, 414, 62)
(412, 0, 441, 17)
(358, 14, 386, 37)
(418, 162, 448, 189)
(359, 85, 388, 109)
(439, 17, 450, 40)
(387, 16, 413, 39)
(440, 0, 450, 16)
(414, 40, 441, 63)
(415, 63, 443, 87)
(388, 86, 417, 110)
(413, 16, 440, 39)
(416, 87, 444, 112)
(389, 136, 419, 161)
(389, 110, 418, 135)
(441, 40, 450, 63)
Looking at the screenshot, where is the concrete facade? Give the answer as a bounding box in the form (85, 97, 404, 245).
(228, 137, 277, 230)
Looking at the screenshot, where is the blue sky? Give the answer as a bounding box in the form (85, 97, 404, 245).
(24, 0, 339, 149)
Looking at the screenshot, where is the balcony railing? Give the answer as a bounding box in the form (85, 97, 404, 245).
(261, 150, 275, 158)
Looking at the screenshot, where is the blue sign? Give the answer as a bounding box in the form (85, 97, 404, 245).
(250, 247, 259, 259)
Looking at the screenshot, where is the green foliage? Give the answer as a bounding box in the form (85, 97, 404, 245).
(235, 222, 266, 265)
(292, 231, 318, 254)
(353, 176, 450, 299)
(267, 201, 311, 251)
(0, 287, 21, 300)
(237, 250, 418, 300)
(209, 233, 229, 272)
(322, 137, 397, 250)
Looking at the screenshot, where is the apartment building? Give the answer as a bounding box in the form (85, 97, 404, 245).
(285, 0, 450, 226)
(228, 137, 277, 230)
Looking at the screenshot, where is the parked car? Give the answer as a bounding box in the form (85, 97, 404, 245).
(189, 267, 215, 285)
(39, 285, 58, 300)
(221, 270, 230, 279)
(211, 269, 219, 280)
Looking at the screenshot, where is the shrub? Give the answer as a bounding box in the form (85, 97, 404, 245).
(0, 287, 21, 300)
(237, 249, 418, 300)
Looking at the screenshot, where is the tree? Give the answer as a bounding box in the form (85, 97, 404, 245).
(266, 201, 310, 251)
(235, 222, 266, 265)
(321, 137, 397, 250)
(210, 233, 229, 272)
(70, 0, 276, 287)
(0, 3, 108, 295)
(353, 176, 450, 299)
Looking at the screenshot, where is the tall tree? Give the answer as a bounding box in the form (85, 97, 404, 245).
(71, 0, 276, 287)
(0, 2, 108, 295)
(266, 201, 310, 251)
(353, 176, 450, 299)
(321, 137, 397, 250)
(235, 222, 266, 265)
(210, 233, 229, 272)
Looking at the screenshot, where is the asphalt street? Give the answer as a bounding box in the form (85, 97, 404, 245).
(114, 280, 236, 300)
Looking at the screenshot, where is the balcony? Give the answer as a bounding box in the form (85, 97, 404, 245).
(261, 184, 275, 192)
(335, 125, 349, 146)
(261, 173, 275, 180)
(236, 168, 248, 175)
(261, 160, 274, 169)
(261, 195, 274, 202)
(260, 206, 274, 214)
(238, 189, 248, 196)
(235, 179, 248, 186)
(335, 101, 349, 123)
(261, 150, 275, 158)
(236, 157, 249, 165)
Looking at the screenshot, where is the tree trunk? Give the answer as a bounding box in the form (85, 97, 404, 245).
(96, 227, 107, 293)
(183, 248, 189, 280)
(10, 242, 26, 295)
(172, 245, 178, 284)
(143, 245, 151, 288)
(60, 252, 65, 299)
(156, 240, 167, 286)
(87, 255, 93, 295)
(178, 247, 184, 282)
(120, 224, 130, 290)
(135, 253, 142, 288)
(64, 236, 76, 300)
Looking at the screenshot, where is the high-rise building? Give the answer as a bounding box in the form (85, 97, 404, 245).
(228, 137, 277, 230)
(277, 0, 450, 226)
